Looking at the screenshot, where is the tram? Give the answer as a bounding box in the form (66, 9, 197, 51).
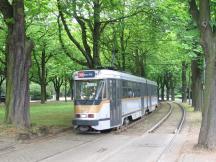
(72, 69, 158, 132)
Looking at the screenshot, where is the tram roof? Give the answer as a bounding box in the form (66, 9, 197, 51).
(73, 69, 157, 86)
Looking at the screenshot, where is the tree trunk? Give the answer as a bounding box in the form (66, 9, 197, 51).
(52, 77, 63, 101)
(56, 89, 60, 101)
(41, 83, 46, 104)
(40, 48, 46, 104)
(171, 87, 175, 101)
(135, 49, 140, 75)
(143, 53, 147, 77)
(156, 78, 160, 101)
(189, 0, 216, 149)
(166, 87, 170, 101)
(0, 86, 1, 96)
(3, 0, 33, 128)
(182, 61, 187, 103)
(92, 0, 101, 68)
(161, 84, 165, 101)
(64, 78, 67, 102)
(198, 52, 216, 149)
(191, 59, 202, 111)
(70, 78, 73, 100)
(140, 56, 145, 77)
(0, 76, 4, 102)
(170, 78, 175, 101)
(120, 27, 126, 71)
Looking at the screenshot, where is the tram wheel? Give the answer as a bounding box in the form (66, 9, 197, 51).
(123, 117, 130, 126)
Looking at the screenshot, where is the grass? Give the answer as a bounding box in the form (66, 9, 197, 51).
(182, 103, 195, 112)
(0, 104, 4, 122)
(0, 101, 74, 128)
(30, 101, 74, 127)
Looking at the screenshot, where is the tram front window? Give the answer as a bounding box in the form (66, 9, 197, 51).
(75, 80, 106, 100)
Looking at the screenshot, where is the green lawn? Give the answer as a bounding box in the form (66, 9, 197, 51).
(0, 104, 4, 122)
(0, 101, 74, 127)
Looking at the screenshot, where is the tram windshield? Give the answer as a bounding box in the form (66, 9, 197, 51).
(75, 80, 106, 100)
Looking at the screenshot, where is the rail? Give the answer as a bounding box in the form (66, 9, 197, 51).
(147, 102, 173, 133)
(173, 102, 186, 134)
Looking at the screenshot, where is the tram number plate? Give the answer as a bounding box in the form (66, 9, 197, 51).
(78, 71, 95, 78)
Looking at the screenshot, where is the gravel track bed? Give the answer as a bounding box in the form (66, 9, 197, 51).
(154, 103, 182, 134)
(120, 102, 171, 136)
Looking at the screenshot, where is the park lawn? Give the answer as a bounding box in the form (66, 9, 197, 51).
(0, 101, 74, 127)
(30, 101, 74, 127)
(0, 104, 4, 122)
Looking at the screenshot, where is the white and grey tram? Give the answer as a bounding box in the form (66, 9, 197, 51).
(72, 69, 158, 131)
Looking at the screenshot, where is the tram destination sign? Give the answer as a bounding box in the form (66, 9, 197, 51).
(78, 71, 95, 78)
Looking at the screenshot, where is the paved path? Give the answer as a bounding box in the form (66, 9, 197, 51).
(0, 132, 182, 162)
(41, 134, 175, 162)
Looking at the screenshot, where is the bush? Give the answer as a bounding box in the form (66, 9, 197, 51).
(30, 83, 52, 100)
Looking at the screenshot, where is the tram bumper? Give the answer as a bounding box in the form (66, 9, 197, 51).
(72, 119, 99, 126)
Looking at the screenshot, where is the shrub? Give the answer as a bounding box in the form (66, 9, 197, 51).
(30, 83, 52, 100)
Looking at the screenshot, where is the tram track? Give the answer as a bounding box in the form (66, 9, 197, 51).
(39, 102, 186, 162)
(117, 102, 185, 135)
(151, 102, 185, 134)
(116, 102, 172, 135)
(152, 102, 186, 162)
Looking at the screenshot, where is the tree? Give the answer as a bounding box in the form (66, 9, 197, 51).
(32, 47, 53, 103)
(0, 48, 6, 99)
(57, 0, 155, 69)
(57, 0, 104, 68)
(25, 0, 60, 104)
(48, 45, 80, 101)
(51, 76, 63, 101)
(0, 0, 33, 128)
(189, 0, 216, 149)
(191, 50, 204, 111)
(182, 61, 188, 103)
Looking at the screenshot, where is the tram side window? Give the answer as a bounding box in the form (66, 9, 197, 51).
(141, 83, 145, 96)
(122, 80, 128, 87)
(147, 84, 150, 96)
(143, 83, 147, 96)
(122, 88, 127, 98)
(133, 83, 141, 97)
(122, 80, 134, 98)
(122, 80, 142, 98)
(122, 80, 128, 98)
(149, 85, 152, 96)
(102, 80, 107, 99)
(150, 85, 153, 96)
(123, 88, 133, 98)
(108, 80, 113, 99)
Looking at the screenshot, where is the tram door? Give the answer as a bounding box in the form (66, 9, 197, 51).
(148, 85, 152, 108)
(109, 80, 121, 127)
(141, 83, 145, 115)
